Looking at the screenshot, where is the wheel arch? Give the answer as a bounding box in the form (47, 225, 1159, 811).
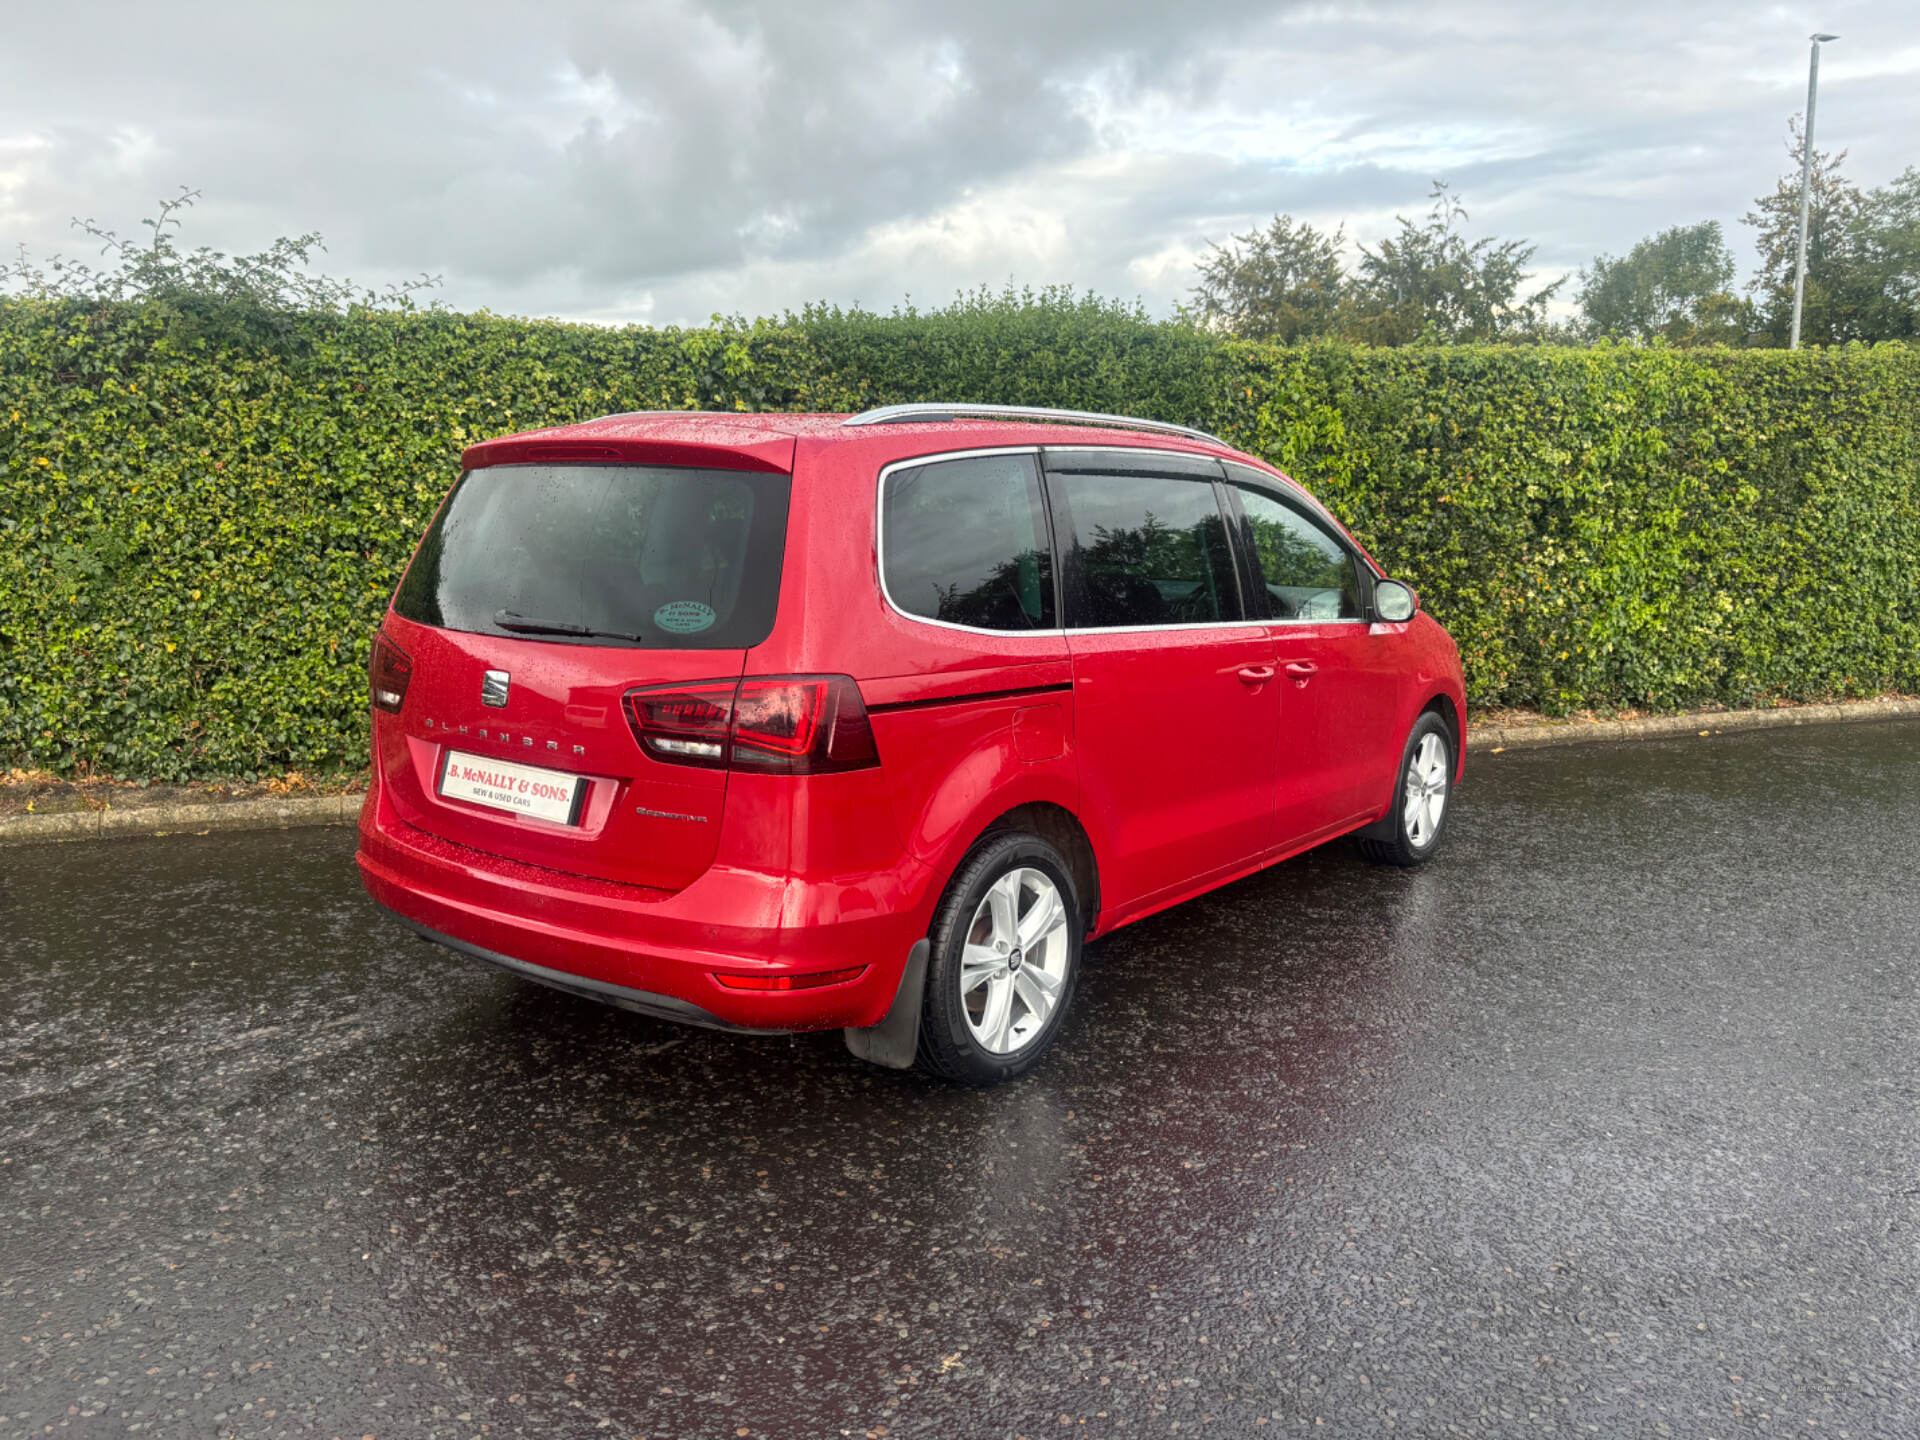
(1361, 691, 1464, 837)
(977, 801, 1102, 938)
(1420, 691, 1463, 778)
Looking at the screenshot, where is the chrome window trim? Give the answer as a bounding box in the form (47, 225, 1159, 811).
(1240, 616, 1369, 630)
(1062, 618, 1359, 635)
(874, 445, 1379, 639)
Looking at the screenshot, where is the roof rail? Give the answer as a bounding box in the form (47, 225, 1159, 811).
(841, 402, 1225, 447)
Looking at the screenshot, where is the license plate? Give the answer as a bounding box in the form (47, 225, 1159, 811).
(437, 749, 587, 826)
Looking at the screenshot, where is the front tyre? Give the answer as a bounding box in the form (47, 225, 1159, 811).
(916, 831, 1082, 1086)
(1357, 712, 1455, 868)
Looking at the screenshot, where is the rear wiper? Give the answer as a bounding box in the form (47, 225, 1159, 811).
(494, 610, 645, 642)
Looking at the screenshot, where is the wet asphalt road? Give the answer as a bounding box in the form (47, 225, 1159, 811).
(4, 722, 1919, 1440)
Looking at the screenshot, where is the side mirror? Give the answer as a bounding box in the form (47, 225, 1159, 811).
(1373, 579, 1417, 623)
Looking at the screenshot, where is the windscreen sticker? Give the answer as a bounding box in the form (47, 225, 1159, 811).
(653, 600, 717, 634)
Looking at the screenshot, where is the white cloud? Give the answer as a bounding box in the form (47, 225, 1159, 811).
(0, 0, 1915, 325)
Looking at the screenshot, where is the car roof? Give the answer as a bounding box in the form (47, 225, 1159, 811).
(456, 408, 1378, 573)
(461, 409, 1245, 471)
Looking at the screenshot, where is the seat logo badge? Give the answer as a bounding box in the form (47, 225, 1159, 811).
(481, 670, 510, 708)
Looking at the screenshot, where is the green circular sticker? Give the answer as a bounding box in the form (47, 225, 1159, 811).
(653, 600, 716, 634)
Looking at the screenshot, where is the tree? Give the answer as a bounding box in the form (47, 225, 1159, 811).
(1742, 120, 1867, 345)
(1849, 167, 1920, 342)
(1, 186, 438, 352)
(1346, 183, 1565, 344)
(1578, 221, 1744, 343)
(1186, 214, 1348, 343)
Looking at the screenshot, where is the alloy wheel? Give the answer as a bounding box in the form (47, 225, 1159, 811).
(958, 867, 1071, 1055)
(1403, 732, 1450, 848)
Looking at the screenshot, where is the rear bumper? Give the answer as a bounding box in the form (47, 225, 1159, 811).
(395, 916, 754, 1030)
(354, 781, 934, 1033)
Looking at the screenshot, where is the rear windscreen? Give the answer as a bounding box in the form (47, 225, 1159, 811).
(393, 463, 790, 649)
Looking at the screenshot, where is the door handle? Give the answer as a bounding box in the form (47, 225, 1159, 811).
(1283, 660, 1318, 685)
(1236, 665, 1275, 685)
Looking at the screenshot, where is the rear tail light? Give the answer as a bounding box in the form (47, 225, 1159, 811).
(625, 681, 736, 767)
(370, 632, 413, 714)
(624, 675, 880, 774)
(713, 965, 868, 991)
(730, 677, 879, 771)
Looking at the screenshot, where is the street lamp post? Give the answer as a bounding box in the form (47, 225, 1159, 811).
(1790, 32, 1840, 350)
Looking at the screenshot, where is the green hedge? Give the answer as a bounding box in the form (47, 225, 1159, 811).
(3, 295, 1917, 780)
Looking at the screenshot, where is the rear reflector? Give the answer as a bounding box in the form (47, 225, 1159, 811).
(713, 965, 868, 991)
(624, 675, 880, 774)
(370, 632, 413, 714)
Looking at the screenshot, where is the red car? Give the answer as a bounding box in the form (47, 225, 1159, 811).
(357, 404, 1464, 1084)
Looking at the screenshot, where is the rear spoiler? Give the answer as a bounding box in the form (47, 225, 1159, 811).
(462, 417, 796, 475)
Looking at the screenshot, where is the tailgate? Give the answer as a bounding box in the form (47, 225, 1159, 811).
(374, 456, 791, 891)
(376, 620, 745, 892)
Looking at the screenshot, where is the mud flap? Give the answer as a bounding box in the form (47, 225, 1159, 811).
(1354, 805, 1399, 843)
(842, 940, 929, 1070)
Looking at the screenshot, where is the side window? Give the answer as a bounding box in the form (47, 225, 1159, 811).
(1231, 484, 1364, 621)
(1050, 470, 1240, 628)
(882, 453, 1055, 630)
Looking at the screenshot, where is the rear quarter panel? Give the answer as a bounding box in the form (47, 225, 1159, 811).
(750, 435, 1105, 933)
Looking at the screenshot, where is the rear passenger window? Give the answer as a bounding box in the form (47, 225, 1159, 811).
(882, 454, 1055, 630)
(1050, 471, 1240, 627)
(1231, 484, 1363, 620)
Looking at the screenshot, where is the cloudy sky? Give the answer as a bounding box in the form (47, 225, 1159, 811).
(3, 1, 1916, 326)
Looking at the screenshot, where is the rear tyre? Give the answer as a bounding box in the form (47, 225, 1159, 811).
(916, 831, 1082, 1086)
(1356, 712, 1455, 868)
